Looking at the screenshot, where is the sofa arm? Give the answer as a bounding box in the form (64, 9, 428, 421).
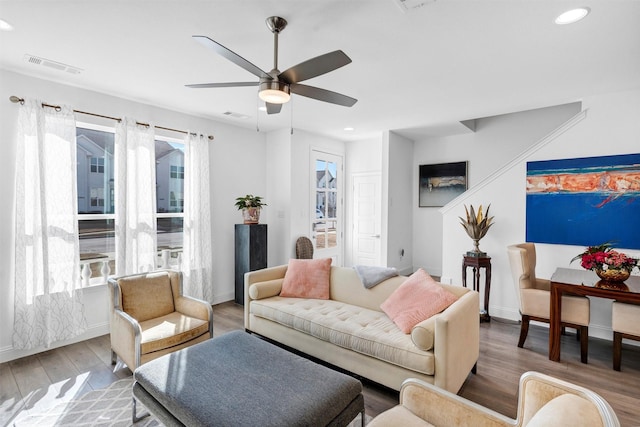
(249, 279, 283, 300)
(244, 265, 288, 328)
(374, 378, 512, 427)
(175, 295, 214, 337)
(433, 289, 480, 393)
(110, 308, 141, 370)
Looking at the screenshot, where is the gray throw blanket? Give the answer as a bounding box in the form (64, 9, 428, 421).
(354, 265, 398, 289)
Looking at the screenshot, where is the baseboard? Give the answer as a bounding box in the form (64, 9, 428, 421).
(0, 322, 110, 364)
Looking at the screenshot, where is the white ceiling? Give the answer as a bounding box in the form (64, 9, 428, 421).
(1, 0, 639, 141)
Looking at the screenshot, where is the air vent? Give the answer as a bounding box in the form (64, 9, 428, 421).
(392, 0, 437, 13)
(23, 54, 83, 74)
(223, 111, 250, 120)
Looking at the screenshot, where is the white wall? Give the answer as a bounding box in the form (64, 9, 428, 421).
(0, 69, 267, 362)
(413, 103, 582, 277)
(439, 89, 640, 340)
(385, 132, 414, 275)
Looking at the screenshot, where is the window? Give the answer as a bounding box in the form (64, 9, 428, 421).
(170, 165, 184, 179)
(156, 139, 184, 258)
(90, 156, 105, 173)
(77, 125, 116, 281)
(311, 151, 343, 265)
(76, 124, 186, 282)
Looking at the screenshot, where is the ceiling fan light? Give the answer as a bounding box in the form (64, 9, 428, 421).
(555, 7, 590, 25)
(259, 81, 291, 104)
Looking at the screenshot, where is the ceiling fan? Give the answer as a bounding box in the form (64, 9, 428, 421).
(186, 16, 357, 115)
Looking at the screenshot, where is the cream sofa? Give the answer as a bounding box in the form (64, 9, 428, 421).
(244, 265, 480, 393)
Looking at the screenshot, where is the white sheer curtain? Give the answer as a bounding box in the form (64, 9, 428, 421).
(13, 99, 87, 350)
(115, 118, 158, 275)
(182, 133, 214, 302)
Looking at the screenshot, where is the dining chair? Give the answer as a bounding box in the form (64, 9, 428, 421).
(507, 243, 591, 362)
(612, 301, 640, 371)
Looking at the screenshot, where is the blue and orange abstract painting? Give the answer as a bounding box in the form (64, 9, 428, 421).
(526, 153, 640, 250)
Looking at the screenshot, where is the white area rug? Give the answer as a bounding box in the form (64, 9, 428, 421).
(13, 379, 158, 427)
(14, 378, 372, 426)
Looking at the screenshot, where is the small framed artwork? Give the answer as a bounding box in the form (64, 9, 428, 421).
(419, 161, 468, 207)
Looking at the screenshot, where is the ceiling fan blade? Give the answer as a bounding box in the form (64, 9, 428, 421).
(185, 82, 259, 89)
(193, 35, 269, 79)
(266, 103, 282, 114)
(290, 84, 357, 107)
(279, 50, 352, 84)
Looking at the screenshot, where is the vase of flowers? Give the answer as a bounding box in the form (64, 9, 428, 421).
(571, 242, 638, 283)
(459, 204, 494, 257)
(235, 194, 267, 224)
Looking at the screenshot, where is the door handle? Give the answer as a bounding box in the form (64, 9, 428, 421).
(371, 235, 380, 238)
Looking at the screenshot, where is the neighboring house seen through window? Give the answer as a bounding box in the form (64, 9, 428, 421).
(77, 124, 185, 281)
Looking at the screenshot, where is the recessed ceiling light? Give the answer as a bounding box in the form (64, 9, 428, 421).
(344, 127, 354, 131)
(555, 7, 590, 25)
(0, 19, 14, 31)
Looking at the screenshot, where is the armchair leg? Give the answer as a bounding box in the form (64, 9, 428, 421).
(111, 349, 117, 365)
(613, 331, 622, 371)
(132, 397, 150, 423)
(579, 326, 588, 364)
(518, 315, 530, 348)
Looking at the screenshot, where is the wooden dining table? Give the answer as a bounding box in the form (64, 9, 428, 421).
(549, 268, 640, 362)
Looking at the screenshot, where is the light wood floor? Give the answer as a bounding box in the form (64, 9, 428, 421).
(2, 302, 640, 426)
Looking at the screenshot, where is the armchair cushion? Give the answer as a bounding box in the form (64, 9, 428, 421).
(140, 312, 210, 354)
(527, 394, 603, 427)
(119, 272, 175, 322)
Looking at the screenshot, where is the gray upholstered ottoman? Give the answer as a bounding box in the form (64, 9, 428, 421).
(132, 330, 365, 426)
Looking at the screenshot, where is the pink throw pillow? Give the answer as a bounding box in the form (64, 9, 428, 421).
(280, 258, 332, 299)
(380, 268, 458, 333)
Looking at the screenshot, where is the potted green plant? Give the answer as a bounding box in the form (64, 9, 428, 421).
(235, 194, 267, 224)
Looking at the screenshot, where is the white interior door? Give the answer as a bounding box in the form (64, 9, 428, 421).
(311, 151, 343, 265)
(352, 173, 382, 266)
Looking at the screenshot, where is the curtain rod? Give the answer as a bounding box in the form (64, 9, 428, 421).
(9, 96, 214, 140)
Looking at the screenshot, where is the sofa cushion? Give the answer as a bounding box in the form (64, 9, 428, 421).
(280, 258, 332, 299)
(368, 405, 434, 427)
(381, 269, 458, 334)
(526, 394, 603, 427)
(251, 297, 435, 375)
(119, 272, 175, 322)
(140, 311, 209, 355)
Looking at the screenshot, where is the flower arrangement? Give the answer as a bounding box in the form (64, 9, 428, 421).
(459, 204, 494, 256)
(571, 242, 638, 273)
